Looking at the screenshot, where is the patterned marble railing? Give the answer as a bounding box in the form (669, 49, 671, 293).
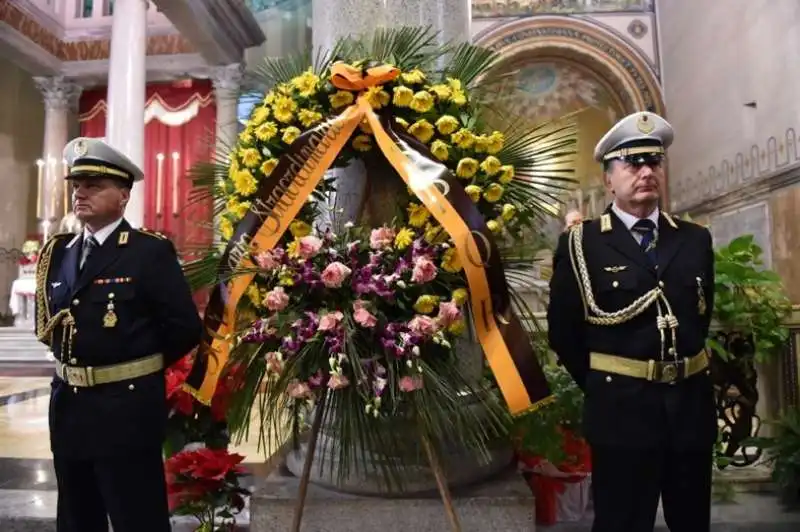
(670, 127, 800, 212)
(472, 0, 653, 18)
(245, 0, 309, 12)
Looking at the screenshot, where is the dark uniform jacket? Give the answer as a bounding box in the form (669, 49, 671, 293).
(547, 209, 717, 450)
(37, 220, 202, 458)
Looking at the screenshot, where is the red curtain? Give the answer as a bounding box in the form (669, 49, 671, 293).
(79, 80, 216, 309)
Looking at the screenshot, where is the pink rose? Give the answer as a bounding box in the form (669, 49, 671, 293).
(354, 307, 377, 328)
(399, 375, 423, 392)
(328, 373, 350, 390)
(254, 250, 280, 271)
(287, 380, 312, 398)
(319, 311, 344, 331)
(408, 315, 439, 337)
(369, 226, 396, 250)
(265, 286, 289, 311)
(411, 256, 437, 283)
(436, 301, 462, 327)
(321, 261, 352, 288)
(298, 235, 323, 259)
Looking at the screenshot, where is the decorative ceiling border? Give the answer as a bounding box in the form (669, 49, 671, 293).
(0, 0, 195, 62)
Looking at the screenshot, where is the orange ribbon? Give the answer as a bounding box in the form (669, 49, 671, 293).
(186, 63, 543, 416)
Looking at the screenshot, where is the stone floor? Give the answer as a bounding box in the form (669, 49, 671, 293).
(1, 361, 799, 531)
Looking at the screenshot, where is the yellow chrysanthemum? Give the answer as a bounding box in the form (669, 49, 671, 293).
(260, 158, 278, 176)
(409, 91, 435, 113)
(448, 319, 466, 335)
(413, 295, 440, 314)
(226, 198, 251, 220)
(464, 185, 481, 203)
(238, 128, 253, 144)
(298, 109, 323, 128)
(447, 78, 462, 91)
(429, 84, 451, 100)
(452, 288, 468, 306)
(487, 220, 501, 233)
(329, 90, 355, 109)
(441, 248, 462, 273)
(401, 69, 426, 85)
(251, 106, 270, 125)
(456, 158, 479, 179)
(408, 119, 435, 143)
(451, 128, 475, 149)
(395, 117, 409, 130)
(263, 92, 276, 105)
(365, 86, 390, 109)
(394, 227, 414, 250)
(352, 134, 372, 152)
(282, 126, 301, 144)
(393, 86, 414, 107)
(487, 131, 505, 154)
(240, 148, 261, 168)
(290, 70, 319, 98)
(272, 95, 297, 123)
(480, 156, 502, 176)
(498, 165, 515, 184)
(286, 239, 300, 259)
(254, 121, 278, 141)
(473, 135, 490, 153)
(219, 217, 234, 240)
(246, 285, 261, 307)
(407, 203, 431, 228)
(289, 220, 312, 238)
(483, 183, 504, 203)
(278, 269, 295, 287)
(435, 115, 459, 135)
(450, 90, 467, 106)
(424, 224, 447, 245)
(232, 169, 258, 196)
(501, 203, 517, 222)
(430, 140, 449, 161)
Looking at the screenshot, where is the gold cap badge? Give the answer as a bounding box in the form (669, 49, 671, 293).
(637, 114, 655, 134)
(73, 139, 88, 157)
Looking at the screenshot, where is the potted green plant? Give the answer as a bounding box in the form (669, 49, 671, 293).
(748, 407, 800, 508)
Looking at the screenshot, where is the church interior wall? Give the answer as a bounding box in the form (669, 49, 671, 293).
(659, 0, 800, 300)
(0, 55, 45, 314)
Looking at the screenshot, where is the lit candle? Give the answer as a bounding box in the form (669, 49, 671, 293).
(156, 153, 165, 216)
(36, 159, 44, 219)
(47, 157, 56, 219)
(171, 152, 180, 216)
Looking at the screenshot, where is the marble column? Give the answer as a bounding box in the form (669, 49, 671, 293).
(105, 0, 148, 228)
(32, 76, 82, 232)
(209, 64, 244, 157)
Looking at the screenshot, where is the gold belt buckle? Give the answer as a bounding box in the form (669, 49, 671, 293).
(64, 364, 95, 387)
(661, 362, 679, 383)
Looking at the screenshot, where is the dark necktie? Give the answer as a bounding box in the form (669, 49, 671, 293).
(632, 219, 657, 265)
(80, 236, 98, 272)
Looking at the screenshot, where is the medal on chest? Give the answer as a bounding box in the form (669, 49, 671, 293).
(103, 292, 118, 328)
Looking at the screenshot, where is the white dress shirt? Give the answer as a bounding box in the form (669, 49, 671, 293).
(611, 202, 659, 245)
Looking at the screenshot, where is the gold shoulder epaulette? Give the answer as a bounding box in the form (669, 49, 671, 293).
(662, 212, 679, 229)
(136, 228, 167, 240)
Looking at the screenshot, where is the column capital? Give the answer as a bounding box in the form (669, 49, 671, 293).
(209, 63, 244, 97)
(33, 76, 82, 112)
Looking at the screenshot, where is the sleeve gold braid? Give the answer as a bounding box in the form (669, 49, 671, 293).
(567, 223, 679, 361)
(35, 235, 61, 344)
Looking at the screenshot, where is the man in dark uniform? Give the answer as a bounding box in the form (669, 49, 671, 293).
(547, 112, 717, 532)
(35, 137, 203, 532)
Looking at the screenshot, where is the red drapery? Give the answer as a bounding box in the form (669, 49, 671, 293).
(79, 80, 216, 308)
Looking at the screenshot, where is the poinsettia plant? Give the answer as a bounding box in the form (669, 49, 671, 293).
(165, 447, 250, 532)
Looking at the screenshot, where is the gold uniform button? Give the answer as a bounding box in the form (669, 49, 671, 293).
(605, 375, 613, 383)
(128, 384, 135, 391)
(658, 281, 664, 288)
(612, 281, 619, 288)
(69, 358, 77, 364)
(72, 299, 80, 306)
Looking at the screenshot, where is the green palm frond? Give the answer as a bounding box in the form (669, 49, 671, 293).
(443, 42, 501, 88)
(364, 26, 443, 71)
